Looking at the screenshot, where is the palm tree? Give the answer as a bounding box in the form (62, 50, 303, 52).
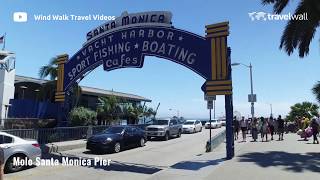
(97, 96, 121, 125)
(312, 81, 320, 103)
(262, 0, 320, 57)
(287, 101, 319, 121)
(38, 57, 82, 107)
(145, 107, 156, 118)
(39, 57, 58, 80)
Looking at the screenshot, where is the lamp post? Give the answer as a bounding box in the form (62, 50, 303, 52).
(231, 62, 256, 120)
(20, 86, 28, 99)
(34, 89, 40, 101)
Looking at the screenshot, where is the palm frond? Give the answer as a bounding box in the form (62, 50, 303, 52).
(312, 81, 320, 103)
(262, 0, 290, 14)
(280, 0, 320, 57)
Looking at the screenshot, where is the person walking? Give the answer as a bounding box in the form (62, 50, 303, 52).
(261, 118, 269, 142)
(251, 118, 258, 142)
(302, 116, 311, 141)
(269, 117, 275, 140)
(316, 114, 320, 126)
(278, 115, 285, 141)
(240, 116, 247, 142)
(258, 118, 263, 139)
(311, 118, 319, 144)
(233, 117, 240, 140)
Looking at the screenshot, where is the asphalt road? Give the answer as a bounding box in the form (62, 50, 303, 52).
(5, 127, 225, 180)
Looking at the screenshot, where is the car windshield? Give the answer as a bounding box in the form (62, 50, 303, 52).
(208, 120, 217, 123)
(103, 127, 125, 134)
(184, 121, 195, 125)
(154, 120, 169, 125)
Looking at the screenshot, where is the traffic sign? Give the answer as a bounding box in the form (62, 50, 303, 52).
(248, 94, 257, 102)
(204, 94, 216, 101)
(207, 100, 213, 109)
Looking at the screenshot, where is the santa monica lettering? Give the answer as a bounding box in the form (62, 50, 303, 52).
(86, 11, 172, 41)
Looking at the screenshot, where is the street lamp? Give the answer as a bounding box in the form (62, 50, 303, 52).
(34, 89, 40, 101)
(231, 62, 256, 120)
(20, 86, 28, 99)
(169, 108, 179, 117)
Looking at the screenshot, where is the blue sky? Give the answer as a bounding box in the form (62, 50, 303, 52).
(1, 0, 320, 118)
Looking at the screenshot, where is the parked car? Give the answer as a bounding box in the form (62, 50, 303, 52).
(182, 120, 202, 133)
(205, 120, 222, 129)
(0, 132, 41, 173)
(220, 119, 226, 126)
(145, 118, 182, 140)
(86, 126, 146, 153)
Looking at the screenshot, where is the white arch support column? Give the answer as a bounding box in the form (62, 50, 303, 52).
(0, 50, 16, 127)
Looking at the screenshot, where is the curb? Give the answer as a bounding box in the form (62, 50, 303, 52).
(41, 140, 87, 153)
(206, 130, 226, 152)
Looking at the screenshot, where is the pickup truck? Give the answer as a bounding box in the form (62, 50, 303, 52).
(145, 118, 182, 141)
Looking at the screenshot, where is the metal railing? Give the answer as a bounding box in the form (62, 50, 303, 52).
(1, 124, 147, 144)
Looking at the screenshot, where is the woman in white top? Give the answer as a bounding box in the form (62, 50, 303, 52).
(240, 117, 247, 142)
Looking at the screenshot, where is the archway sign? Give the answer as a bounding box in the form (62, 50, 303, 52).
(55, 11, 234, 159)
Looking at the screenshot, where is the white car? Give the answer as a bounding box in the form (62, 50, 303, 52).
(205, 120, 222, 129)
(220, 119, 226, 126)
(0, 132, 42, 173)
(182, 120, 202, 133)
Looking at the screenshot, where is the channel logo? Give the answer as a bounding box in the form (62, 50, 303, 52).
(13, 12, 28, 22)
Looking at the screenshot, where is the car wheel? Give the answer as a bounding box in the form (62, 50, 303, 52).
(5, 154, 26, 173)
(114, 142, 121, 153)
(200, 127, 202, 132)
(164, 132, 169, 141)
(193, 128, 196, 133)
(177, 130, 181, 137)
(140, 138, 145, 147)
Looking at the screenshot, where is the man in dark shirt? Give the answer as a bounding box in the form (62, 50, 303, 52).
(277, 115, 284, 141)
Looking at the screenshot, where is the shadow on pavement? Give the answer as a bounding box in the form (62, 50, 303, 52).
(238, 151, 320, 173)
(170, 158, 225, 171)
(42, 153, 163, 175)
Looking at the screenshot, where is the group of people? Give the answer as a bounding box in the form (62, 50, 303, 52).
(233, 115, 320, 144)
(295, 116, 320, 144)
(233, 115, 285, 142)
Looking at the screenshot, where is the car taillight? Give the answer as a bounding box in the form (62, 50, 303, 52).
(32, 143, 40, 148)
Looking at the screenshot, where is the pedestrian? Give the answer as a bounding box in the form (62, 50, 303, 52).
(311, 118, 319, 144)
(269, 117, 275, 140)
(278, 115, 284, 141)
(251, 118, 258, 142)
(240, 116, 247, 142)
(233, 117, 240, 140)
(0, 147, 4, 180)
(258, 118, 263, 139)
(261, 117, 268, 142)
(246, 118, 251, 135)
(315, 114, 320, 128)
(302, 116, 311, 141)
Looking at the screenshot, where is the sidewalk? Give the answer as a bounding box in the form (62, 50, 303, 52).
(147, 133, 320, 180)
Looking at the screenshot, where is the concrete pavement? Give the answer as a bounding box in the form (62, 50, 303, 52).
(5, 127, 225, 180)
(204, 133, 320, 180)
(6, 130, 318, 180)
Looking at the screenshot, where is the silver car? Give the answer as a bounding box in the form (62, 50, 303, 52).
(0, 132, 41, 173)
